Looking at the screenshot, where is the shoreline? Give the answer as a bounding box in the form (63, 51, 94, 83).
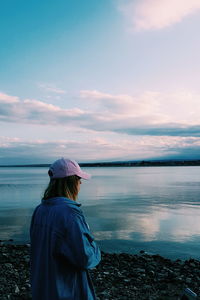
(0, 159, 200, 168)
(1, 244, 200, 299)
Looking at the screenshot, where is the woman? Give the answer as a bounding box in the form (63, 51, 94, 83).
(30, 158, 101, 300)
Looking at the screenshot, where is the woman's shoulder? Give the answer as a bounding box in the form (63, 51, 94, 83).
(58, 199, 83, 217)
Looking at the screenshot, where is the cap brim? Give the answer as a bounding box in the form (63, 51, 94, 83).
(79, 171, 91, 180)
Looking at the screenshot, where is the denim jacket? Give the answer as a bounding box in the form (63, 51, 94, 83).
(30, 197, 101, 300)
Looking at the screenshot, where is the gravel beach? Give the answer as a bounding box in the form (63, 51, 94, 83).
(1, 243, 200, 299)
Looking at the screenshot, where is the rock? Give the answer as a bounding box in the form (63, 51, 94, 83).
(136, 268, 146, 273)
(185, 277, 192, 284)
(144, 285, 152, 290)
(14, 285, 20, 293)
(1, 244, 200, 299)
(25, 283, 31, 289)
(24, 255, 30, 263)
(189, 263, 196, 267)
(123, 278, 131, 282)
(148, 270, 155, 277)
(4, 263, 13, 269)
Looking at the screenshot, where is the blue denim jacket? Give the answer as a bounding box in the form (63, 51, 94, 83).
(30, 197, 101, 300)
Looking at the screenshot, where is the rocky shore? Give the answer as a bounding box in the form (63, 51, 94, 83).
(1, 244, 200, 299)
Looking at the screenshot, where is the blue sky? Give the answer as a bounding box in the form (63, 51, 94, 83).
(1, 0, 200, 164)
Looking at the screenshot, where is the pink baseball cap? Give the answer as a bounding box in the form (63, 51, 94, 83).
(48, 158, 91, 179)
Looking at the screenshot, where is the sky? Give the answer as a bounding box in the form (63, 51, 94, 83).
(1, 0, 200, 164)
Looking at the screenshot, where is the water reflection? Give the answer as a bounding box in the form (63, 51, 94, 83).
(83, 202, 200, 242)
(0, 166, 200, 259)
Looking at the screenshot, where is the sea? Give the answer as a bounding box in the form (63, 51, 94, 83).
(0, 166, 200, 260)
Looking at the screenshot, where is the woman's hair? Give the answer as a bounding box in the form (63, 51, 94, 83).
(43, 173, 80, 201)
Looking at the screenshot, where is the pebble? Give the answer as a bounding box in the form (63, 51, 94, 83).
(14, 284, 20, 293)
(185, 277, 192, 284)
(1, 244, 200, 299)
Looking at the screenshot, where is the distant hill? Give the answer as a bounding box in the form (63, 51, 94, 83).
(0, 159, 200, 167)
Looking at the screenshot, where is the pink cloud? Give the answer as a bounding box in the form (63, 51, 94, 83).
(119, 0, 200, 31)
(1, 90, 200, 138)
(0, 92, 19, 103)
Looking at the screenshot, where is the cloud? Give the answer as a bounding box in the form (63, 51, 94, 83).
(80, 90, 160, 115)
(0, 135, 140, 164)
(1, 89, 200, 163)
(0, 93, 85, 124)
(80, 90, 200, 135)
(1, 90, 200, 139)
(0, 92, 19, 103)
(0, 135, 200, 164)
(38, 83, 66, 94)
(119, 0, 200, 31)
(115, 124, 200, 137)
(80, 90, 200, 124)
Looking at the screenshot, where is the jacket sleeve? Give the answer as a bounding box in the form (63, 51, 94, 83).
(30, 205, 40, 238)
(54, 212, 101, 270)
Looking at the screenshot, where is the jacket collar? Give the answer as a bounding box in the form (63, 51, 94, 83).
(42, 197, 81, 207)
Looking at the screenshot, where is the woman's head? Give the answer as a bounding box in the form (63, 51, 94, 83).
(43, 158, 90, 201)
(43, 175, 81, 201)
(48, 158, 90, 180)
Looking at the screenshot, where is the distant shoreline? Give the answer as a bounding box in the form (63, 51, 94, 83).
(0, 159, 200, 168)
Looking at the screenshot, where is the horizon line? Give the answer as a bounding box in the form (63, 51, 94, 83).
(0, 158, 200, 168)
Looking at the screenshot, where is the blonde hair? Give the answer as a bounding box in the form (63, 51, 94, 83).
(43, 175, 80, 201)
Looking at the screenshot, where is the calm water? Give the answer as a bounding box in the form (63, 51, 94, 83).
(0, 166, 200, 260)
